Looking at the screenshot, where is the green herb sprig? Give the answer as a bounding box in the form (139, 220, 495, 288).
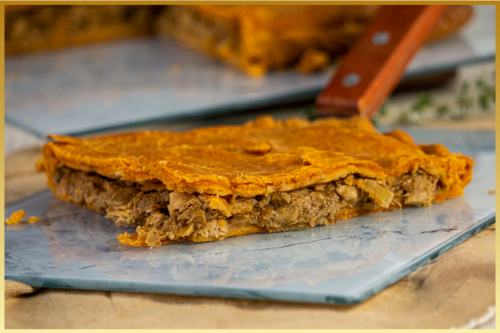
(304, 106, 316, 121)
(373, 71, 495, 126)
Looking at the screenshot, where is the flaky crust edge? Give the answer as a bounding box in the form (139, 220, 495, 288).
(38, 123, 474, 204)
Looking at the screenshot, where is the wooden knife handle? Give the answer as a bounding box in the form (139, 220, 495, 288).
(316, 5, 447, 118)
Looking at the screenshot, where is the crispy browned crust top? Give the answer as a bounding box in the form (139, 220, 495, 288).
(191, 4, 472, 41)
(40, 116, 473, 201)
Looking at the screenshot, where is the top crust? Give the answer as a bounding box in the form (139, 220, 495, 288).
(191, 5, 472, 43)
(180, 5, 472, 75)
(40, 116, 473, 201)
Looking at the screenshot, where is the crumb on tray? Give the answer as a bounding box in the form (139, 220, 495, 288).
(28, 216, 40, 224)
(6, 210, 27, 225)
(297, 49, 330, 74)
(6, 210, 40, 225)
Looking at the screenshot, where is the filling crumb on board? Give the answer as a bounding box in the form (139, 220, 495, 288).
(5, 210, 40, 225)
(6, 210, 27, 224)
(28, 216, 40, 224)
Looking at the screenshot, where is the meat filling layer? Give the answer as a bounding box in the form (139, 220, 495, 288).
(51, 166, 439, 246)
(6, 6, 154, 51)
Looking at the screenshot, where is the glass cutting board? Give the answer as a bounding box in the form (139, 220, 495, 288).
(5, 131, 495, 304)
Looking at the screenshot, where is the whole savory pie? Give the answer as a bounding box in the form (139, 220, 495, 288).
(37, 116, 473, 247)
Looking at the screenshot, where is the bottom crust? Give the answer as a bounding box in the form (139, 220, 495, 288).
(48, 166, 440, 247)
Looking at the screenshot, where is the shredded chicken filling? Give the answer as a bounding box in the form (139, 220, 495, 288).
(156, 6, 240, 64)
(51, 166, 439, 246)
(6, 6, 153, 47)
(155, 6, 368, 73)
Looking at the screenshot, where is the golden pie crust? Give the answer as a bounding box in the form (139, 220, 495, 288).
(157, 5, 473, 75)
(40, 116, 473, 202)
(38, 116, 474, 247)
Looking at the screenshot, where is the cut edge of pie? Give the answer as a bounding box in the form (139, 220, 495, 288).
(38, 116, 474, 247)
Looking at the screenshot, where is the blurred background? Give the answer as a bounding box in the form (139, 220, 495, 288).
(4, 4, 496, 199)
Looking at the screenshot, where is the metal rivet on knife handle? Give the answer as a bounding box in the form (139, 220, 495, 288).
(342, 73, 361, 87)
(372, 31, 391, 46)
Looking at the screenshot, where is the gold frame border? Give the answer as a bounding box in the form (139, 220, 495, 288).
(0, 2, 497, 331)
